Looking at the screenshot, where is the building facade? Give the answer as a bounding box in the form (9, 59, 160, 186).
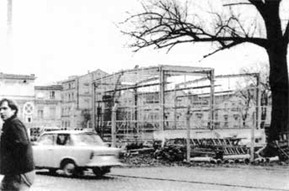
(0, 73, 36, 128)
(61, 69, 108, 129)
(0, 70, 109, 131)
(34, 85, 63, 127)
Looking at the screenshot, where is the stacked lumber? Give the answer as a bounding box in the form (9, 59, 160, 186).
(153, 138, 251, 163)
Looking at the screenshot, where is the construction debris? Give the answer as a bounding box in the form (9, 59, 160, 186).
(119, 137, 289, 167)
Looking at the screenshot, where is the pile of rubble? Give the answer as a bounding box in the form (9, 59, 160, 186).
(119, 138, 289, 167)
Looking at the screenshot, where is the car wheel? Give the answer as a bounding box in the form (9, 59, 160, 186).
(92, 167, 110, 177)
(62, 161, 76, 176)
(48, 168, 57, 175)
(74, 168, 84, 177)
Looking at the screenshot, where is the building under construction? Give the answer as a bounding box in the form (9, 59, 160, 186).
(91, 65, 217, 143)
(91, 65, 268, 148)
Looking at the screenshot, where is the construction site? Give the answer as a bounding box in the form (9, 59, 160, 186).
(90, 65, 281, 163)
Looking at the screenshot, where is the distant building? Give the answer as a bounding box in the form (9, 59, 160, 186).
(0, 73, 36, 127)
(61, 69, 108, 129)
(34, 85, 63, 128)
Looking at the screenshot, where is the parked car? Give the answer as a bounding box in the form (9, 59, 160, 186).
(32, 130, 123, 177)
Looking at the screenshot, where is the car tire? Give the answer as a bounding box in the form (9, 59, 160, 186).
(62, 160, 76, 176)
(74, 168, 84, 177)
(92, 167, 110, 177)
(48, 168, 57, 175)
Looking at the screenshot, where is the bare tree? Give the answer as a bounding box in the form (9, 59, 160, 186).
(235, 86, 255, 128)
(122, 0, 289, 154)
(239, 62, 271, 129)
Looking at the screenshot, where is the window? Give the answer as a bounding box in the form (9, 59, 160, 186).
(56, 134, 71, 146)
(233, 114, 240, 120)
(26, 116, 32, 123)
(195, 113, 203, 119)
(72, 133, 105, 146)
(145, 94, 159, 104)
(50, 91, 55, 99)
(38, 134, 55, 145)
(49, 107, 56, 119)
(224, 114, 229, 128)
(215, 112, 219, 121)
(64, 121, 70, 128)
(224, 103, 228, 111)
(38, 109, 44, 119)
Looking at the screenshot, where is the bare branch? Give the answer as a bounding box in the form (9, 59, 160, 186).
(121, 0, 269, 55)
(223, 2, 252, 7)
(201, 41, 241, 60)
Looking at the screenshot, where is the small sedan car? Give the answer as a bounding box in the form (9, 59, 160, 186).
(32, 130, 122, 176)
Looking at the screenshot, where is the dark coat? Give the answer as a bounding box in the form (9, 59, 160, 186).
(0, 116, 35, 175)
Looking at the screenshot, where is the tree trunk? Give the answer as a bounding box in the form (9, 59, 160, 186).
(266, 45, 288, 142)
(259, 0, 289, 144)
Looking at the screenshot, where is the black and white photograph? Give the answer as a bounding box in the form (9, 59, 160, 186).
(0, 0, 288, 190)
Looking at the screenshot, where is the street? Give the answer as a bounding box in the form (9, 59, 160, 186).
(5, 165, 288, 191)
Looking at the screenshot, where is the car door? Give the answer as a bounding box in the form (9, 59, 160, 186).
(53, 133, 74, 161)
(54, 133, 90, 167)
(33, 133, 56, 167)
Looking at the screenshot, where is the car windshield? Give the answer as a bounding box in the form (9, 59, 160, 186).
(72, 133, 106, 146)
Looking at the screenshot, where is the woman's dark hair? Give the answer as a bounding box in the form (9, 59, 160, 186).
(0, 98, 18, 116)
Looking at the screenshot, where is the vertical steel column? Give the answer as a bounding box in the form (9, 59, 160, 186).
(250, 73, 260, 162)
(186, 106, 192, 162)
(174, 85, 177, 129)
(255, 73, 261, 130)
(159, 66, 165, 142)
(92, 82, 96, 132)
(209, 69, 215, 130)
(76, 78, 79, 109)
(134, 88, 138, 142)
(111, 103, 118, 147)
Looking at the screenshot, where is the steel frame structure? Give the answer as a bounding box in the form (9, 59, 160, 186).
(91, 65, 215, 143)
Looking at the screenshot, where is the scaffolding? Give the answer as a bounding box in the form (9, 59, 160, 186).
(91, 65, 215, 143)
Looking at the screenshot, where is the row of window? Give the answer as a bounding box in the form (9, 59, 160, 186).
(62, 107, 72, 116)
(37, 107, 56, 119)
(63, 82, 76, 90)
(61, 92, 75, 102)
(62, 121, 71, 128)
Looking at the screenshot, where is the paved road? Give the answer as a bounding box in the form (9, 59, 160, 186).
(1, 165, 289, 191)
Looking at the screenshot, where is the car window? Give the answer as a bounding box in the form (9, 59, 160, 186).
(72, 133, 106, 146)
(56, 134, 71, 146)
(38, 134, 55, 145)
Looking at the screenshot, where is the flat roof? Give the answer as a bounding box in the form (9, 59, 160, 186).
(35, 85, 63, 91)
(0, 73, 36, 80)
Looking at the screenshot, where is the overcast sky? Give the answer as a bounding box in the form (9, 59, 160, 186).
(0, 0, 273, 85)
